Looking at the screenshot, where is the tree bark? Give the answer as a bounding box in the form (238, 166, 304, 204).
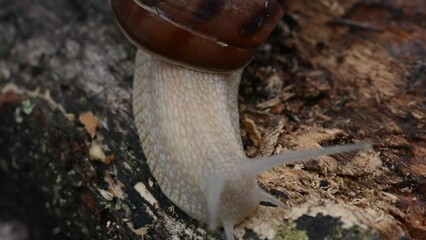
(0, 0, 425, 239)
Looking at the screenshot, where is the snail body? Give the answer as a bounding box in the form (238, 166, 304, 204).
(111, 0, 369, 239)
(133, 52, 256, 229)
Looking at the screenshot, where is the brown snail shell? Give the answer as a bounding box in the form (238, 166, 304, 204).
(110, 0, 292, 72)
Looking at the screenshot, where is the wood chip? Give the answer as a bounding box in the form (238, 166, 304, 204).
(259, 118, 286, 157)
(411, 109, 424, 120)
(65, 113, 75, 122)
(79, 111, 99, 138)
(89, 143, 106, 162)
(104, 155, 116, 165)
(256, 97, 281, 109)
(105, 171, 127, 200)
(98, 188, 114, 201)
(242, 118, 262, 147)
(126, 221, 149, 238)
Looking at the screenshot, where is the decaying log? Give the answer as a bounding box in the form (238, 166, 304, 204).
(0, 0, 425, 239)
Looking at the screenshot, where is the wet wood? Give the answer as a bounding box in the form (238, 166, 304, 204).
(0, 0, 424, 239)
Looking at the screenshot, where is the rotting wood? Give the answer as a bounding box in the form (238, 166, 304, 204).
(0, 0, 425, 239)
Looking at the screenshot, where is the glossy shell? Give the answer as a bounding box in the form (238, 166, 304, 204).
(111, 0, 292, 72)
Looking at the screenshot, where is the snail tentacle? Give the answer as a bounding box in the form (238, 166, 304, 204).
(223, 219, 235, 240)
(207, 176, 225, 230)
(242, 143, 372, 176)
(259, 190, 290, 210)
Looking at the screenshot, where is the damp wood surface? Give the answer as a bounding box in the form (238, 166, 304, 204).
(0, 0, 425, 240)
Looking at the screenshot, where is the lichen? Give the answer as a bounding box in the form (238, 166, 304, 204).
(274, 221, 308, 240)
(21, 99, 34, 115)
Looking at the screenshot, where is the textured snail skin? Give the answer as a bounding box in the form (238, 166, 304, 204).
(133, 49, 253, 222)
(133, 50, 275, 239)
(131, 50, 370, 240)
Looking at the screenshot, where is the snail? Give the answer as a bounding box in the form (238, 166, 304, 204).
(110, 0, 370, 239)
